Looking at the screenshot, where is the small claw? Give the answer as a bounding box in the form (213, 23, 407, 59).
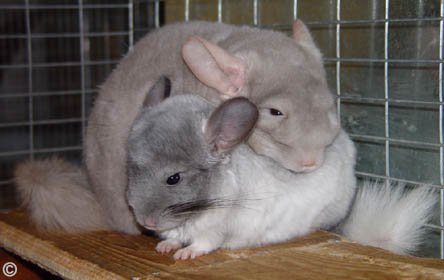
(173, 246, 207, 260)
(156, 240, 182, 254)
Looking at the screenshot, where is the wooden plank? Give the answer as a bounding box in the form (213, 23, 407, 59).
(0, 248, 54, 280)
(0, 210, 443, 279)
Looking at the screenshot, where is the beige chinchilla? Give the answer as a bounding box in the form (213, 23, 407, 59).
(16, 21, 339, 234)
(15, 78, 436, 260)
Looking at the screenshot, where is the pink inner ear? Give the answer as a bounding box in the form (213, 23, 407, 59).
(214, 138, 231, 154)
(197, 37, 246, 93)
(182, 36, 246, 97)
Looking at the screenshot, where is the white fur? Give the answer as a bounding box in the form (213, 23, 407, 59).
(340, 181, 436, 255)
(159, 131, 358, 257)
(153, 128, 435, 259)
(14, 118, 436, 258)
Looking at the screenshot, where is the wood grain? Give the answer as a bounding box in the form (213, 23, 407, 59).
(0, 210, 443, 279)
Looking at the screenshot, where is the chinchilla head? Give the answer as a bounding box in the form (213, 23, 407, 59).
(127, 76, 258, 232)
(181, 21, 339, 173)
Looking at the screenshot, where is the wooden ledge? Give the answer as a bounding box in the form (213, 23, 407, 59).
(0, 210, 443, 279)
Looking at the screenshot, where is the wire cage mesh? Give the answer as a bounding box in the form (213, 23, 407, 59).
(0, 0, 443, 259)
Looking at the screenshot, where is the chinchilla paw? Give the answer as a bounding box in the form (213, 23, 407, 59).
(173, 245, 208, 260)
(156, 239, 182, 254)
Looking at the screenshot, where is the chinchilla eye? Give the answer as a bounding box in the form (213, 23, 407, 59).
(269, 108, 284, 116)
(166, 173, 181, 185)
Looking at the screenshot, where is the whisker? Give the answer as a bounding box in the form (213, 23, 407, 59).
(160, 192, 278, 218)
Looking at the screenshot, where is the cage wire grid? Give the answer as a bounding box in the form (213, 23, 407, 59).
(0, 0, 443, 258)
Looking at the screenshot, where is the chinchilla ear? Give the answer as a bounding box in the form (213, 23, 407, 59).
(292, 20, 322, 60)
(182, 36, 246, 97)
(143, 76, 171, 107)
(292, 20, 316, 47)
(204, 97, 258, 154)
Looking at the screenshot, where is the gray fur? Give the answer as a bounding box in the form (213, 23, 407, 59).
(85, 21, 338, 233)
(126, 94, 436, 260)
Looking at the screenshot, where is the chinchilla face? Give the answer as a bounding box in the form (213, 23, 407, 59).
(127, 94, 216, 232)
(181, 21, 339, 173)
(126, 77, 258, 233)
(242, 37, 340, 173)
(247, 80, 339, 173)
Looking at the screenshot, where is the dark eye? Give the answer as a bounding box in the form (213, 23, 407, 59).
(269, 108, 284, 116)
(166, 173, 181, 185)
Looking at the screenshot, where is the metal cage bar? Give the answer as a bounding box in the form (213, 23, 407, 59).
(128, 0, 134, 51)
(336, 0, 341, 116)
(253, 0, 259, 26)
(24, 0, 34, 160)
(184, 0, 189, 22)
(155, 0, 160, 28)
(439, 0, 444, 260)
(218, 0, 222, 23)
(384, 0, 390, 183)
(78, 0, 86, 140)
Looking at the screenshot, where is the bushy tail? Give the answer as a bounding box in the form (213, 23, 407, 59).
(339, 181, 437, 255)
(15, 158, 109, 232)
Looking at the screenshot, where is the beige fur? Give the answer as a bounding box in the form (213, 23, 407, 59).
(15, 158, 109, 232)
(15, 21, 338, 234)
(85, 21, 338, 233)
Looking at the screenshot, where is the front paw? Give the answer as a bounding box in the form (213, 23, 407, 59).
(156, 239, 182, 254)
(173, 245, 209, 260)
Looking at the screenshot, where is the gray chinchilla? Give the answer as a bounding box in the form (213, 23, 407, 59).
(83, 20, 338, 233)
(125, 78, 436, 260)
(15, 23, 434, 246)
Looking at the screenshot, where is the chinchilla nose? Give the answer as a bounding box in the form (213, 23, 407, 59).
(300, 160, 318, 172)
(302, 158, 316, 167)
(300, 156, 324, 172)
(299, 150, 325, 172)
(144, 216, 158, 230)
